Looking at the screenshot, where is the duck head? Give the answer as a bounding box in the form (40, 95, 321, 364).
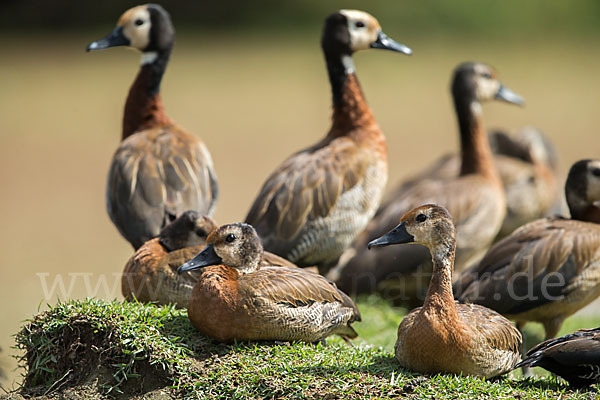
(86, 4, 174, 60)
(566, 159, 600, 223)
(452, 62, 524, 107)
(368, 205, 456, 256)
(178, 223, 263, 275)
(158, 211, 217, 252)
(322, 10, 412, 59)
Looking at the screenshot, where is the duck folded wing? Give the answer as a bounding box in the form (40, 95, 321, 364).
(455, 218, 600, 315)
(107, 128, 217, 247)
(246, 139, 369, 242)
(457, 303, 522, 355)
(244, 266, 360, 321)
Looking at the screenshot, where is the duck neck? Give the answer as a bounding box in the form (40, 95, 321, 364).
(567, 195, 600, 224)
(454, 96, 498, 181)
(422, 241, 457, 317)
(122, 50, 173, 140)
(325, 52, 377, 139)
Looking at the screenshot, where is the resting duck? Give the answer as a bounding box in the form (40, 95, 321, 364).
(87, 4, 218, 250)
(332, 62, 523, 307)
(245, 10, 411, 273)
(178, 223, 361, 342)
(455, 159, 600, 342)
(516, 327, 600, 388)
(122, 212, 295, 308)
(392, 128, 560, 240)
(368, 204, 522, 378)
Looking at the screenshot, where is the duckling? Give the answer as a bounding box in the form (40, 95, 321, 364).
(178, 223, 361, 343)
(515, 327, 600, 388)
(123, 212, 296, 308)
(368, 204, 522, 378)
(245, 10, 411, 272)
(454, 159, 600, 342)
(87, 4, 218, 250)
(332, 62, 523, 306)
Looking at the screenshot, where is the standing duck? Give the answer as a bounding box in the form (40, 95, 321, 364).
(245, 10, 412, 272)
(123, 212, 296, 308)
(454, 159, 600, 342)
(87, 4, 218, 250)
(515, 327, 600, 388)
(368, 204, 522, 378)
(331, 62, 523, 307)
(178, 223, 361, 343)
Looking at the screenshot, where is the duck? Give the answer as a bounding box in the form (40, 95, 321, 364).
(392, 128, 561, 241)
(245, 10, 412, 273)
(368, 204, 522, 378)
(87, 4, 218, 250)
(330, 62, 523, 307)
(122, 212, 296, 308)
(454, 159, 600, 343)
(177, 222, 361, 343)
(515, 327, 600, 388)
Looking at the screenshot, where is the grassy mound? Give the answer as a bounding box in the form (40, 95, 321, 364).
(6, 298, 598, 399)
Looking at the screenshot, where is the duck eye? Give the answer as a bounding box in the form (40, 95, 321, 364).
(355, 21, 365, 28)
(591, 167, 600, 177)
(134, 19, 144, 26)
(225, 234, 236, 243)
(195, 229, 206, 238)
(482, 72, 492, 79)
(416, 214, 427, 223)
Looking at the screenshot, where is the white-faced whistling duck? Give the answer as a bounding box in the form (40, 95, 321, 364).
(368, 204, 522, 378)
(455, 159, 600, 343)
(87, 4, 218, 250)
(516, 327, 600, 388)
(245, 10, 412, 273)
(177, 223, 361, 342)
(122, 212, 296, 308)
(331, 62, 524, 308)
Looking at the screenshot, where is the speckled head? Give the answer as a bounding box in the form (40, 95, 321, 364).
(452, 62, 524, 107)
(565, 159, 600, 221)
(178, 223, 264, 275)
(158, 211, 217, 251)
(368, 204, 456, 253)
(86, 4, 174, 61)
(321, 10, 412, 57)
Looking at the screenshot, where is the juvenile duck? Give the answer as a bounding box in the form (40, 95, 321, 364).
(87, 4, 218, 250)
(516, 327, 600, 388)
(123, 212, 295, 308)
(245, 10, 411, 272)
(368, 205, 522, 378)
(332, 62, 523, 307)
(178, 223, 361, 343)
(454, 159, 600, 341)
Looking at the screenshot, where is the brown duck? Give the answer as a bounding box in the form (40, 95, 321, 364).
(516, 327, 600, 388)
(369, 204, 522, 378)
(245, 10, 411, 272)
(332, 62, 524, 307)
(178, 223, 361, 343)
(87, 4, 218, 250)
(455, 159, 600, 342)
(122, 212, 295, 308)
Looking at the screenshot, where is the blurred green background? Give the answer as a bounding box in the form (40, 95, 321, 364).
(1, 0, 600, 390)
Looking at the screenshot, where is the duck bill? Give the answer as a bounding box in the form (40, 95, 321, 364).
(177, 244, 222, 274)
(370, 31, 412, 55)
(495, 84, 525, 106)
(367, 222, 414, 249)
(86, 26, 129, 52)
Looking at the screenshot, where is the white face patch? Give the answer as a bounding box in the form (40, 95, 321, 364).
(340, 9, 380, 52)
(586, 161, 600, 201)
(120, 6, 152, 51)
(474, 75, 501, 101)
